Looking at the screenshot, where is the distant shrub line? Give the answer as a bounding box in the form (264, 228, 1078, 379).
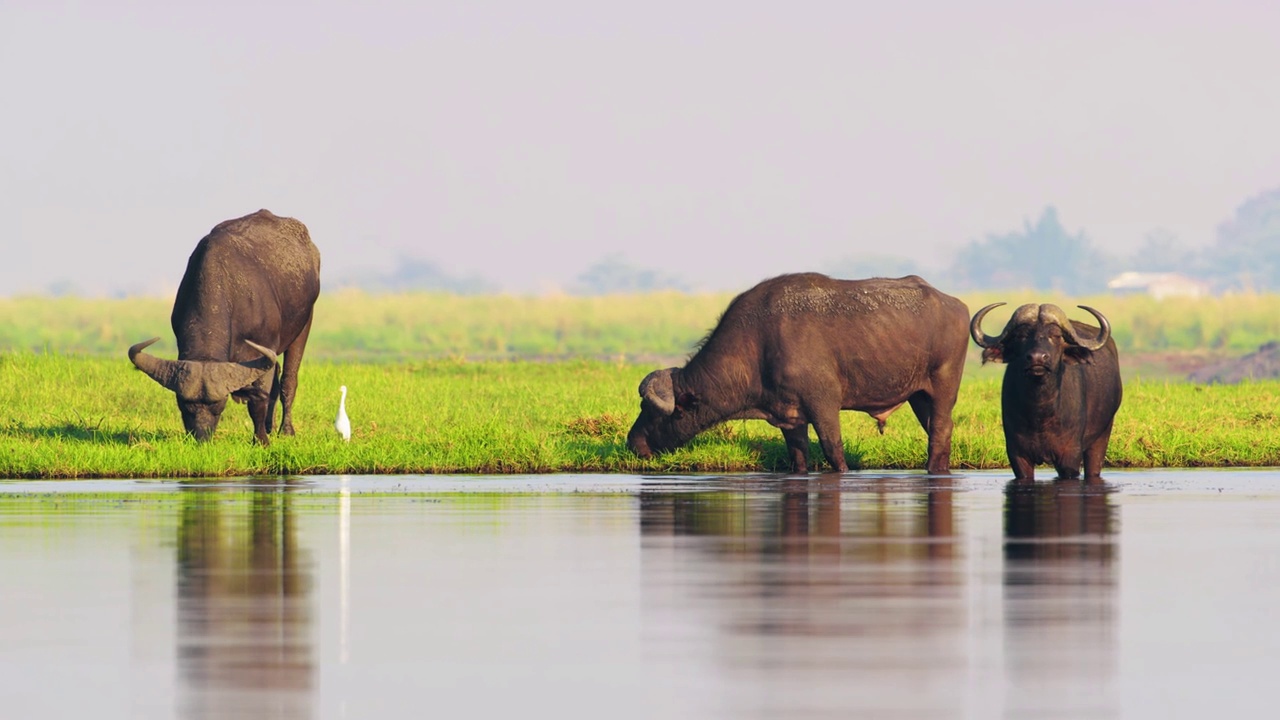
(3, 289, 1279, 361)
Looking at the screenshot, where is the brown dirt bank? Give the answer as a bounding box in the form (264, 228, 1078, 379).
(1186, 342, 1280, 384)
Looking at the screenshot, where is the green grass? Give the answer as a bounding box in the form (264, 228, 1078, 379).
(3, 353, 1280, 478)
(5, 287, 1279, 478)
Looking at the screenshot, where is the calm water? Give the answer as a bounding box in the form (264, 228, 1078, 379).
(3, 470, 1280, 719)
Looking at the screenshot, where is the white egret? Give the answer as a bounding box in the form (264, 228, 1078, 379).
(335, 385, 351, 441)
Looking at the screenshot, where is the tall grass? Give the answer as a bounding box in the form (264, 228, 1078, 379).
(967, 289, 1280, 353)
(3, 354, 1279, 478)
(4, 288, 1280, 361)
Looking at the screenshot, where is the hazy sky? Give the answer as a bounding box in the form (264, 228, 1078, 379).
(4, 1, 1279, 295)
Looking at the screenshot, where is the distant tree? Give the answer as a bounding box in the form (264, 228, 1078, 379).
(1203, 187, 1280, 291)
(948, 206, 1108, 293)
(824, 254, 920, 280)
(347, 256, 496, 294)
(45, 279, 81, 297)
(1123, 228, 1199, 274)
(570, 255, 689, 295)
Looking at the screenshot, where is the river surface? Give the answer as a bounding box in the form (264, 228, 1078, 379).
(2, 469, 1279, 719)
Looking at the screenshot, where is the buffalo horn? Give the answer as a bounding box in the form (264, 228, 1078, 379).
(1062, 305, 1111, 351)
(972, 303, 1044, 349)
(128, 336, 181, 391)
(208, 340, 280, 397)
(639, 368, 676, 416)
(969, 302, 1008, 348)
(130, 337, 280, 398)
(244, 340, 278, 366)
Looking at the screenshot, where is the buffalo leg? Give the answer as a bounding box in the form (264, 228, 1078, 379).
(1053, 444, 1084, 480)
(1054, 463, 1082, 481)
(909, 391, 955, 475)
(781, 426, 811, 475)
(266, 363, 282, 437)
(1009, 449, 1036, 481)
(808, 412, 849, 474)
(278, 314, 314, 436)
(247, 393, 272, 446)
(1083, 422, 1114, 480)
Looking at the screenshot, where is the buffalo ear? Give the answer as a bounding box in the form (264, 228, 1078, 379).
(1064, 346, 1095, 365)
(675, 391, 701, 412)
(981, 346, 1006, 365)
(639, 368, 677, 415)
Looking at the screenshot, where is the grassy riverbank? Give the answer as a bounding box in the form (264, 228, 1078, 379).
(3, 354, 1278, 478)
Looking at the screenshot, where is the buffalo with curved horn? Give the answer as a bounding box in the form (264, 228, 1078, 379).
(628, 273, 971, 475)
(129, 210, 321, 444)
(970, 302, 1122, 481)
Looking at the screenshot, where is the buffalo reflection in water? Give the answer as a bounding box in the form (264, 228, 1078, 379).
(637, 476, 1122, 716)
(1003, 479, 1119, 719)
(639, 477, 963, 668)
(175, 486, 314, 720)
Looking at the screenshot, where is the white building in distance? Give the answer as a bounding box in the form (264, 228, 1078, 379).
(1107, 272, 1211, 300)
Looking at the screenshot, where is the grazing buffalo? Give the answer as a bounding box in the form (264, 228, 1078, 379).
(129, 210, 321, 444)
(970, 303, 1122, 481)
(627, 273, 970, 474)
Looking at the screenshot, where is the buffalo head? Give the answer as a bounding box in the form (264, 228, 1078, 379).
(627, 367, 704, 459)
(128, 337, 278, 440)
(970, 303, 1111, 376)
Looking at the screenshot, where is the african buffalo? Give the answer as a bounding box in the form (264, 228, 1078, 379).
(627, 273, 970, 474)
(129, 209, 321, 444)
(970, 303, 1122, 481)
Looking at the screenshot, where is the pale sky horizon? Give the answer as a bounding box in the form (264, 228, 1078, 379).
(4, 1, 1279, 296)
